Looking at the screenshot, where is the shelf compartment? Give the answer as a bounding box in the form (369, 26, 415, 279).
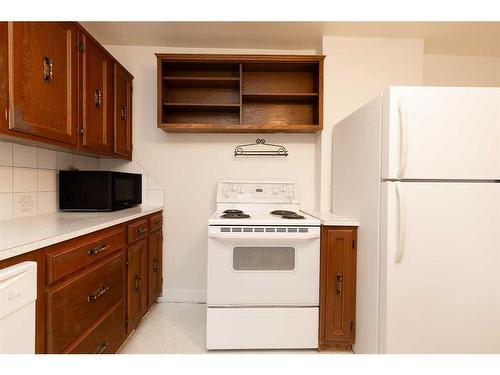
(163, 62, 240, 78)
(242, 102, 318, 126)
(164, 111, 240, 125)
(163, 76, 240, 88)
(242, 93, 318, 103)
(165, 87, 240, 105)
(163, 102, 240, 112)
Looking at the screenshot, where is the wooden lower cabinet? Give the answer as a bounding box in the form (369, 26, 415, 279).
(319, 226, 357, 351)
(148, 230, 163, 307)
(0, 210, 163, 354)
(126, 239, 148, 333)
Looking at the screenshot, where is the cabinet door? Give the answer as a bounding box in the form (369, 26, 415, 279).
(127, 239, 147, 333)
(114, 62, 132, 158)
(79, 32, 113, 154)
(319, 227, 357, 350)
(7, 22, 78, 146)
(148, 230, 163, 307)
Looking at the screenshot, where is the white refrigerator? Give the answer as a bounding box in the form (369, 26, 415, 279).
(332, 86, 500, 354)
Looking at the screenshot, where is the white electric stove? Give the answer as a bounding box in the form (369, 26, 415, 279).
(206, 181, 321, 350)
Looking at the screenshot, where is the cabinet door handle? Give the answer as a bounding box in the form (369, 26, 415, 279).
(87, 244, 108, 256)
(136, 227, 147, 235)
(153, 258, 159, 272)
(134, 274, 141, 292)
(87, 285, 110, 302)
(95, 89, 103, 107)
(93, 340, 109, 354)
(121, 104, 127, 120)
(43, 56, 53, 82)
(336, 274, 343, 295)
(154, 219, 162, 226)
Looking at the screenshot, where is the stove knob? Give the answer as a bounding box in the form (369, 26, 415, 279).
(280, 185, 286, 192)
(272, 187, 279, 194)
(238, 186, 244, 193)
(286, 187, 294, 198)
(224, 189, 230, 197)
(231, 184, 237, 192)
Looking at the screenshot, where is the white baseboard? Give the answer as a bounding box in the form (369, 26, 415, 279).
(158, 288, 207, 303)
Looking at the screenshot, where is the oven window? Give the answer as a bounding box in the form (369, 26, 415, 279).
(232, 246, 295, 271)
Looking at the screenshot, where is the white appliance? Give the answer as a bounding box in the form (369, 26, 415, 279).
(0, 261, 37, 354)
(332, 86, 500, 354)
(206, 181, 321, 349)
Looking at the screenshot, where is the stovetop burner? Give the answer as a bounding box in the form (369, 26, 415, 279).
(270, 210, 297, 216)
(282, 214, 305, 220)
(223, 209, 244, 214)
(220, 213, 251, 219)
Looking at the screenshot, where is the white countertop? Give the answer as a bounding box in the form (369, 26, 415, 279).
(301, 209, 359, 227)
(0, 206, 164, 261)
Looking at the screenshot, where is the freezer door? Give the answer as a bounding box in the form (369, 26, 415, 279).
(380, 182, 500, 353)
(382, 87, 500, 180)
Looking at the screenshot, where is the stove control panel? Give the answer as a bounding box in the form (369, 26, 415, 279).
(217, 181, 297, 203)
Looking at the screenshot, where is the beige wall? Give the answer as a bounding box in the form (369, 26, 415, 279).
(105, 45, 318, 302)
(424, 54, 500, 87)
(317, 37, 424, 211)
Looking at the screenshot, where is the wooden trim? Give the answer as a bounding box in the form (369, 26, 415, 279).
(154, 53, 325, 62)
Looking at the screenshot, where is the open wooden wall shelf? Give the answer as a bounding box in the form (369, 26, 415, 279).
(156, 54, 325, 133)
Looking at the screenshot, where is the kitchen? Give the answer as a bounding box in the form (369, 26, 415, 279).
(1, 3, 500, 371)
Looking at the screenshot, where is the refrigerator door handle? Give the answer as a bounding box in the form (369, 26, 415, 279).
(394, 182, 406, 263)
(397, 101, 408, 179)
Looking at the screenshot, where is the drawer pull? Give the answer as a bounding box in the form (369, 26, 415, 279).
(87, 285, 110, 302)
(153, 258, 159, 272)
(134, 274, 141, 292)
(93, 340, 109, 354)
(336, 274, 343, 295)
(43, 56, 53, 82)
(87, 244, 109, 256)
(136, 227, 147, 235)
(94, 89, 103, 107)
(154, 220, 162, 226)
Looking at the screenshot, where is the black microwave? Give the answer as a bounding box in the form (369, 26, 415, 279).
(59, 171, 142, 211)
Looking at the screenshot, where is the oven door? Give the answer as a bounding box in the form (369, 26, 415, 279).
(207, 228, 320, 306)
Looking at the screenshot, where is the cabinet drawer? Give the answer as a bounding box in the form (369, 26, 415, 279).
(46, 227, 125, 285)
(149, 213, 163, 233)
(127, 219, 148, 243)
(46, 251, 125, 353)
(67, 300, 125, 354)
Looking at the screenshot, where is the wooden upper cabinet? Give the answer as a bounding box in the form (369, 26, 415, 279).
(79, 32, 114, 154)
(319, 226, 357, 351)
(5, 22, 78, 146)
(156, 54, 324, 133)
(114, 62, 133, 159)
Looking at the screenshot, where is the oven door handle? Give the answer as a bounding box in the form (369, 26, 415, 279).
(208, 232, 320, 241)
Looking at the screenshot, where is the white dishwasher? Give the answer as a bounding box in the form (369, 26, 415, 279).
(0, 261, 37, 354)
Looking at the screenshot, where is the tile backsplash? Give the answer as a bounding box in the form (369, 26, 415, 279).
(0, 140, 164, 221)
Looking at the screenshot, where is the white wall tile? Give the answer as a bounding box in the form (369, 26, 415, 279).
(13, 168, 38, 192)
(0, 193, 13, 220)
(56, 152, 75, 171)
(13, 144, 37, 168)
(99, 158, 115, 171)
(141, 173, 148, 192)
(86, 157, 100, 170)
(37, 191, 57, 214)
(37, 148, 57, 170)
(148, 190, 164, 207)
(141, 189, 148, 207)
(13, 192, 37, 218)
(114, 159, 130, 172)
(148, 176, 162, 191)
(0, 141, 13, 166)
(0, 166, 13, 193)
(38, 169, 57, 192)
(74, 154, 99, 171)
